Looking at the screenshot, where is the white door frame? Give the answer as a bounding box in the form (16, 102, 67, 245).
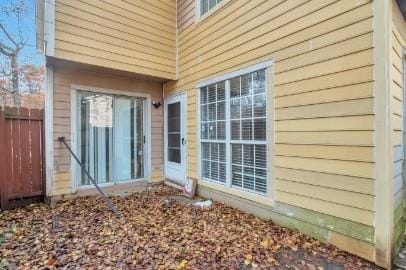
(70, 85, 152, 192)
(164, 92, 187, 184)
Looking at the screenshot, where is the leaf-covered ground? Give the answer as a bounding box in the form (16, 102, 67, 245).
(0, 185, 381, 269)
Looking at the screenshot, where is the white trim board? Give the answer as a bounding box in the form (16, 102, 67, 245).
(45, 65, 54, 196)
(44, 0, 55, 56)
(195, 59, 274, 88)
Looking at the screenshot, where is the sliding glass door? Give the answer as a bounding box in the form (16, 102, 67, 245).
(77, 92, 145, 185)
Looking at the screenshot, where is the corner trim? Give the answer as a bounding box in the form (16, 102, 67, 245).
(44, 0, 55, 56)
(45, 65, 54, 196)
(373, 0, 393, 267)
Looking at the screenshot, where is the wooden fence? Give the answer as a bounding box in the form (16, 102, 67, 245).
(0, 107, 45, 210)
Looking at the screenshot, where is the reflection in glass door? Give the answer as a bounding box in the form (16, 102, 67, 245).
(167, 102, 181, 164)
(77, 92, 145, 185)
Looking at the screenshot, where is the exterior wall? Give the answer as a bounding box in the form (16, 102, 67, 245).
(53, 0, 177, 80)
(177, 0, 195, 32)
(391, 0, 406, 256)
(165, 0, 376, 261)
(51, 64, 164, 196)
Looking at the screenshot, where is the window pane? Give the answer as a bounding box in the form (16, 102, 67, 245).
(210, 143, 219, 161)
(241, 96, 252, 119)
(208, 84, 216, 103)
(217, 81, 225, 101)
(254, 94, 266, 117)
(168, 117, 180, 133)
(241, 73, 252, 96)
(219, 163, 226, 182)
(232, 144, 242, 165)
(201, 104, 208, 122)
(168, 134, 180, 148)
(219, 143, 226, 162)
(201, 0, 222, 16)
(231, 120, 240, 140)
(168, 102, 180, 119)
(201, 86, 208, 104)
(232, 165, 242, 187)
(255, 145, 267, 168)
(255, 168, 267, 193)
(243, 144, 254, 167)
(243, 167, 255, 190)
(230, 77, 240, 97)
(241, 120, 252, 140)
(253, 70, 266, 94)
(202, 143, 210, 160)
(230, 98, 240, 119)
(208, 122, 217, 139)
(254, 118, 266, 140)
(201, 0, 208, 15)
(210, 162, 219, 181)
(168, 149, 181, 163)
(201, 142, 226, 183)
(209, 0, 216, 9)
(168, 101, 181, 164)
(202, 160, 210, 179)
(217, 121, 226, 140)
(201, 123, 208, 139)
(209, 103, 216, 121)
(217, 101, 225, 120)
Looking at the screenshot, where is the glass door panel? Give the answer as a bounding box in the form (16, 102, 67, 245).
(77, 93, 114, 185)
(77, 92, 145, 185)
(167, 102, 181, 164)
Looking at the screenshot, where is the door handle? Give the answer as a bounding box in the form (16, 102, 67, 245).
(182, 138, 186, 145)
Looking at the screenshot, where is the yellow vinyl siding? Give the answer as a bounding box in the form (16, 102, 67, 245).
(166, 0, 375, 228)
(177, 0, 195, 32)
(54, 0, 176, 80)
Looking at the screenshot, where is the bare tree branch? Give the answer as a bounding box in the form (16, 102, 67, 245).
(0, 23, 19, 49)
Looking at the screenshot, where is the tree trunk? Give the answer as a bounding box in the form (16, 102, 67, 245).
(10, 54, 20, 106)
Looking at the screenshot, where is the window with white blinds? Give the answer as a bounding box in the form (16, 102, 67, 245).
(200, 82, 226, 183)
(200, 0, 223, 16)
(200, 69, 268, 194)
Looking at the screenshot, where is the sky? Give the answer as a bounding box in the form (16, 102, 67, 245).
(0, 0, 44, 66)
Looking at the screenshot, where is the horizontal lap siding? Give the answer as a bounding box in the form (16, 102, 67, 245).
(177, 0, 195, 32)
(166, 0, 375, 227)
(54, 0, 176, 80)
(52, 66, 164, 195)
(391, 2, 406, 253)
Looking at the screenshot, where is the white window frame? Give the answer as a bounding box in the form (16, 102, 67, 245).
(195, 0, 227, 23)
(196, 60, 274, 198)
(70, 85, 152, 192)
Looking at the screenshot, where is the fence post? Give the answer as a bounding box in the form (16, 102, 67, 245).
(0, 108, 7, 210)
(41, 109, 46, 201)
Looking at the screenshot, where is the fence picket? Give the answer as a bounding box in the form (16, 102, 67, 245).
(0, 106, 45, 210)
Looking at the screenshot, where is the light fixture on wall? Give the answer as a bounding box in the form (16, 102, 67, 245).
(152, 101, 161, 109)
